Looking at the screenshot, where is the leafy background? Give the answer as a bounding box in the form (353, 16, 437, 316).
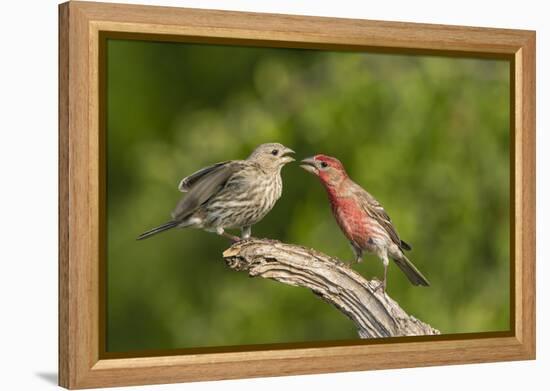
(106, 39, 510, 353)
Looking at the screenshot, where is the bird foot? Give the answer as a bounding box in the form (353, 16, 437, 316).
(372, 279, 387, 294)
(240, 235, 258, 242)
(343, 259, 360, 267)
(338, 261, 353, 269)
(221, 233, 243, 243)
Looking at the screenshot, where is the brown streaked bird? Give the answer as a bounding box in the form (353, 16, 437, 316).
(137, 143, 295, 242)
(300, 154, 429, 291)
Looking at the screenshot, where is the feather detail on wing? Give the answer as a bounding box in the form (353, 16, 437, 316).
(178, 161, 231, 192)
(354, 185, 411, 251)
(172, 162, 241, 221)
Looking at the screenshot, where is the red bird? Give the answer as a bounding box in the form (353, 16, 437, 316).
(300, 154, 429, 291)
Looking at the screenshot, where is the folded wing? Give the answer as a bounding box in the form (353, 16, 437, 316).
(172, 162, 240, 221)
(354, 186, 410, 251)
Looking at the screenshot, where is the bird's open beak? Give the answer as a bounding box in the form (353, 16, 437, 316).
(300, 157, 319, 175)
(282, 148, 295, 163)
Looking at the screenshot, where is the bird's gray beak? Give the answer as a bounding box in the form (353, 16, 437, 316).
(300, 157, 318, 175)
(282, 148, 295, 163)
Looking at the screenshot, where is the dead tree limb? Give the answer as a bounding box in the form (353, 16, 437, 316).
(223, 239, 439, 338)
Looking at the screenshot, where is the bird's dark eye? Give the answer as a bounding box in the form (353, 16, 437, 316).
(320, 161, 328, 168)
(271, 149, 279, 156)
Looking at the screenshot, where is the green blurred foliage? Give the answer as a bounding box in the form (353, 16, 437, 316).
(106, 39, 510, 352)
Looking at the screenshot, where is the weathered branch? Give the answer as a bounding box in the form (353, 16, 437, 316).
(223, 239, 439, 338)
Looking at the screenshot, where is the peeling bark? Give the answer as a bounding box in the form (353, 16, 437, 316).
(223, 239, 439, 338)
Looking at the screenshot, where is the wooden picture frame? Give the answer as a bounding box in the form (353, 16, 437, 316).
(59, 1, 536, 389)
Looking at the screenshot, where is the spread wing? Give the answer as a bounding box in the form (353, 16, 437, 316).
(172, 162, 240, 221)
(355, 186, 412, 251)
(178, 161, 231, 192)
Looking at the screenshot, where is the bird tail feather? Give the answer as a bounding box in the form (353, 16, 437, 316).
(392, 254, 430, 286)
(137, 221, 178, 240)
(400, 240, 412, 251)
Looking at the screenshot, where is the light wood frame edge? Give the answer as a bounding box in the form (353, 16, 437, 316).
(58, 1, 536, 389)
